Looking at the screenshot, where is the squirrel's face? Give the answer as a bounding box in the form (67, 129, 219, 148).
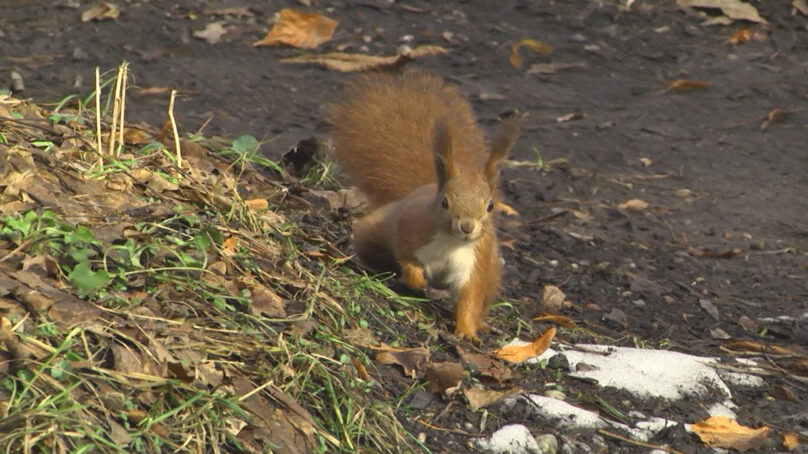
(438, 173, 494, 242)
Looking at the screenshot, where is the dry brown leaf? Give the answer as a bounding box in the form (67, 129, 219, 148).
(729, 28, 752, 44)
(618, 199, 649, 211)
(510, 39, 553, 69)
(281, 45, 447, 72)
(425, 361, 464, 394)
(690, 416, 769, 451)
(556, 112, 585, 123)
(794, 0, 808, 16)
(665, 79, 712, 92)
(374, 346, 430, 378)
(252, 9, 337, 49)
(771, 384, 798, 403)
(540, 285, 571, 312)
(492, 327, 556, 363)
(456, 346, 514, 383)
(464, 387, 522, 411)
(533, 314, 577, 328)
(351, 357, 371, 381)
(81, 2, 120, 22)
(782, 432, 800, 450)
(249, 284, 285, 317)
(245, 198, 269, 211)
(677, 0, 766, 23)
(760, 108, 792, 131)
(194, 22, 228, 44)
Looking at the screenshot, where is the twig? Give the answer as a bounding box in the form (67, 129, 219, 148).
(168, 89, 182, 167)
(94, 67, 102, 167)
(117, 62, 128, 155)
(598, 429, 688, 454)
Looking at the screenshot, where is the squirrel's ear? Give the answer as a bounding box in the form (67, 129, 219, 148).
(433, 120, 455, 189)
(485, 113, 523, 184)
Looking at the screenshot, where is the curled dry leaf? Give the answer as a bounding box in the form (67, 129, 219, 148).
(677, 0, 766, 23)
(665, 79, 711, 92)
(618, 198, 648, 212)
(540, 285, 571, 312)
(533, 314, 576, 328)
(281, 45, 448, 72)
(81, 2, 120, 22)
(492, 326, 556, 363)
(509, 39, 553, 69)
(464, 386, 522, 411)
(252, 8, 337, 49)
(782, 432, 800, 450)
(374, 345, 430, 378)
(794, 0, 808, 16)
(425, 361, 465, 394)
(760, 108, 792, 131)
(729, 28, 752, 44)
(690, 416, 769, 451)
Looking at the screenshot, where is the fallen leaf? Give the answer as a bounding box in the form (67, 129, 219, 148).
(665, 79, 711, 92)
(492, 327, 556, 363)
(249, 284, 285, 317)
(760, 108, 792, 131)
(794, 0, 808, 16)
(690, 416, 769, 451)
(456, 346, 514, 383)
(556, 112, 585, 123)
(245, 198, 269, 211)
(699, 298, 720, 321)
(252, 9, 337, 49)
(729, 28, 752, 44)
(533, 314, 577, 328)
(81, 2, 120, 22)
(771, 384, 798, 403)
(464, 386, 522, 411)
(540, 285, 571, 312)
(425, 361, 464, 394)
(374, 345, 430, 378)
(281, 45, 447, 72)
(618, 199, 648, 211)
(510, 39, 553, 69)
(677, 0, 767, 23)
(194, 22, 228, 44)
(782, 432, 800, 450)
(352, 357, 371, 381)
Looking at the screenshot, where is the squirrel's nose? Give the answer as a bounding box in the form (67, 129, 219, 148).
(459, 219, 475, 235)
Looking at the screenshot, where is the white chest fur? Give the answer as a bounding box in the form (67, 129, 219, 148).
(414, 233, 477, 291)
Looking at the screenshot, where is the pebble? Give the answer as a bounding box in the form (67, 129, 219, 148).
(535, 434, 558, 454)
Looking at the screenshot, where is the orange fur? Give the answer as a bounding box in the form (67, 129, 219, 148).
(329, 71, 520, 343)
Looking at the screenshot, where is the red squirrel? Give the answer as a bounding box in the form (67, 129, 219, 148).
(329, 71, 521, 343)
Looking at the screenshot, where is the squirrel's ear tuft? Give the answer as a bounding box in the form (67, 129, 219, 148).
(485, 113, 523, 184)
(432, 120, 455, 189)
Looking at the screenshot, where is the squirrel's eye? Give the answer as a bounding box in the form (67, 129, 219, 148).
(486, 199, 494, 212)
(441, 196, 449, 209)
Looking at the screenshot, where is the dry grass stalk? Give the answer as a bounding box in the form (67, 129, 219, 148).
(168, 89, 182, 167)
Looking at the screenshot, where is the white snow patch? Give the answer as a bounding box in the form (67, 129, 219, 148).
(563, 345, 736, 400)
(707, 401, 738, 419)
(475, 424, 541, 454)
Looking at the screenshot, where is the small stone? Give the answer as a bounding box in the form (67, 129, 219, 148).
(544, 389, 566, 401)
(547, 353, 569, 370)
(535, 434, 559, 454)
(632, 299, 646, 307)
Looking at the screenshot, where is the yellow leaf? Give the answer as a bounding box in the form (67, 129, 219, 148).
(690, 416, 769, 451)
(492, 327, 556, 363)
(618, 199, 648, 212)
(252, 9, 337, 49)
(510, 39, 553, 69)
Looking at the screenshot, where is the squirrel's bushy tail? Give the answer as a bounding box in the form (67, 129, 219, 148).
(328, 71, 485, 208)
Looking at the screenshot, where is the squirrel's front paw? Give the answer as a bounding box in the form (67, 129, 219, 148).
(400, 260, 428, 291)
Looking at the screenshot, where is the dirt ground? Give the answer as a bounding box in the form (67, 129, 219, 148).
(3, 0, 807, 452)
